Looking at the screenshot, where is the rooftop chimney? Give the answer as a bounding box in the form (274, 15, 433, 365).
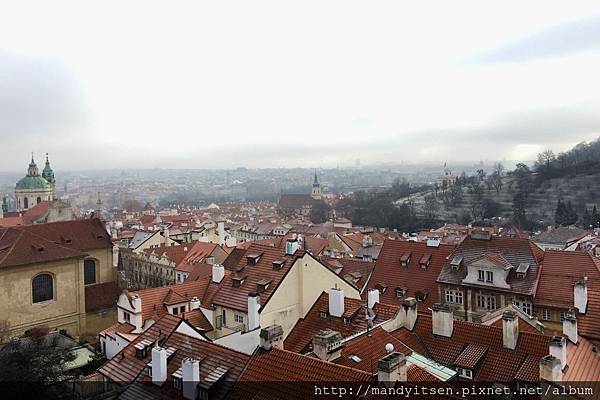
(328, 287, 345, 318)
(549, 336, 567, 371)
(131, 294, 142, 314)
(367, 289, 380, 310)
(248, 293, 260, 331)
(574, 278, 588, 314)
(377, 352, 407, 387)
(502, 310, 519, 350)
(431, 303, 453, 338)
(285, 238, 300, 256)
(190, 296, 200, 311)
(539, 355, 562, 382)
(182, 358, 200, 400)
(112, 244, 119, 268)
(313, 330, 343, 361)
(403, 297, 418, 331)
(563, 312, 578, 344)
(212, 264, 225, 284)
(151, 347, 168, 385)
(259, 325, 284, 351)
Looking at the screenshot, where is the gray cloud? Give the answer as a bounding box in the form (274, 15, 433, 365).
(475, 17, 600, 64)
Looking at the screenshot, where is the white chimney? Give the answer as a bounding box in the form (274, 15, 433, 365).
(217, 222, 225, 245)
(182, 358, 200, 400)
(367, 289, 380, 309)
(549, 336, 567, 371)
(403, 298, 418, 331)
(539, 355, 562, 382)
(247, 293, 260, 331)
(431, 303, 453, 338)
(163, 228, 170, 242)
(328, 287, 345, 318)
(377, 352, 407, 387)
(212, 264, 225, 283)
(151, 347, 168, 385)
(563, 312, 578, 344)
(190, 297, 200, 311)
(112, 244, 119, 268)
(285, 239, 300, 256)
(502, 310, 519, 350)
(574, 278, 588, 314)
(259, 325, 284, 351)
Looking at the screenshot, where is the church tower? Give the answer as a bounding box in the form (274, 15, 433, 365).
(311, 170, 322, 200)
(42, 153, 56, 200)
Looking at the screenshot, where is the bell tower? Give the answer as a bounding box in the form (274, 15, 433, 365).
(311, 170, 322, 200)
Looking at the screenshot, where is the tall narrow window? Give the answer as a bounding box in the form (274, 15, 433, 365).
(24, 197, 29, 209)
(37, 197, 41, 204)
(84, 259, 96, 285)
(32, 274, 53, 303)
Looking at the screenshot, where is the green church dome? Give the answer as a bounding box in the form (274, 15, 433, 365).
(15, 175, 51, 190)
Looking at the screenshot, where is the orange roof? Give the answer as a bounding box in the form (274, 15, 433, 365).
(564, 335, 600, 381)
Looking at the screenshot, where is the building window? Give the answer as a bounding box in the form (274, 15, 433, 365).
(123, 311, 131, 322)
(486, 271, 493, 283)
(477, 270, 485, 282)
(457, 367, 473, 379)
(32, 273, 53, 303)
(234, 314, 244, 324)
(173, 377, 182, 390)
(36, 196, 41, 204)
(84, 259, 96, 285)
(513, 300, 532, 316)
(173, 307, 179, 315)
(476, 294, 496, 311)
(445, 289, 463, 305)
(395, 288, 406, 298)
(542, 309, 551, 321)
(560, 311, 567, 322)
(24, 197, 29, 209)
(179, 306, 185, 314)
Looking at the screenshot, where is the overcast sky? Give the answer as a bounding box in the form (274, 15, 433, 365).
(1, 1, 600, 172)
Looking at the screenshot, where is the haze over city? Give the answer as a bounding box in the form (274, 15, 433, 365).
(2, 1, 600, 171)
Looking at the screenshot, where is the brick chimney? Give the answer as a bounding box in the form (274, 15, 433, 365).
(377, 352, 407, 387)
(313, 330, 343, 361)
(562, 312, 578, 344)
(328, 287, 345, 318)
(431, 303, 453, 337)
(502, 310, 519, 350)
(367, 289, 380, 309)
(259, 325, 284, 351)
(247, 293, 260, 331)
(539, 355, 562, 382)
(182, 358, 200, 400)
(549, 336, 567, 371)
(574, 278, 588, 314)
(151, 347, 168, 385)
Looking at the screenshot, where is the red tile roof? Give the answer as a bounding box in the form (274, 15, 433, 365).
(319, 256, 375, 290)
(365, 239, 455, 312)
(284, 292, 399, 354)
(85, 281, 121, 312)
(579, 290, 600, 340)
(534, 250, 600, 309)
(391, 314, 550, 382)
(18, 218, 112, 251)
(564, 336, 600, 381)
(211, 243, 305, 312)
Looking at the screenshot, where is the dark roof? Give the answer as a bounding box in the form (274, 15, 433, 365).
(532, 226, 587, 246)
(18, 218, 112, 252)
(366, 239, 455, 311)
(85, 281, 121, 312)
(277, 194, 318, 210)
(222, 247, 247, 271)
(437, 236, 543, 296)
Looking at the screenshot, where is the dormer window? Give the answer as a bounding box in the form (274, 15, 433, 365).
(419, 254, 431, 269)
(516, 263, 530, 279)
(486, 271, 493, 283)
(450, 255, 463, 270)
(375, 283, 387, 294)
(257, 278, 272, 293)
(415, 291, 428, 302)
(319, 311, 328, 319)
(272, 259, 285, 271)
(457, 367, 473, 379)
(343, 317, 351, 325)
(400, 252, 411, 267)
(232, 275, 247, 288)
(477, 270, 485, 282)
(395, 287, 407, 298)
(246, 253, 262, 265)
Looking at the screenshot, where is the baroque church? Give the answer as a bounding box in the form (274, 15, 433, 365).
(15, 153, 56, 211)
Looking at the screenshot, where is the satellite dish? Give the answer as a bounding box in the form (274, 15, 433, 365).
(385, 343, 394, 353)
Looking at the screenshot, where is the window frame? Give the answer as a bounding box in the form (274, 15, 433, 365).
(32, 273, 54, 304)
(84, 258, 97, 285)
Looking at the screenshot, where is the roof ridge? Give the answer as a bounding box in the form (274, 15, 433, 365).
(272, 348, 375, 377)
(19, 227, 87, 256)
(0, 228, 23, 265)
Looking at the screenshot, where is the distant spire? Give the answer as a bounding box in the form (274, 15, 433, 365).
(314, 169, 319, 185)
(31, 152, 34, 163)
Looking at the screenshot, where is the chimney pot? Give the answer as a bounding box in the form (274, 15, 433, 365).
(328, 287, 345, 318)
(367, 289, 380, 309)
(259, 325, 284, 351)
(247, 293, 260, 331)
(563, 312, 578, 344)
(431, 303, 453, 337)
(212, 264, 225, 283)
(182, 358, 200, 400)
(549, 336, 567, 371)
(377, 352, 407, 386)
(502, 310, 519, 350)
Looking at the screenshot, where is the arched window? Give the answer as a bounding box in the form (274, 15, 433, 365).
(32, 274, 53, 303)
(24, 197, 29, 209)
(84, 259, 96, 285)
(36, 197, 41, 204)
